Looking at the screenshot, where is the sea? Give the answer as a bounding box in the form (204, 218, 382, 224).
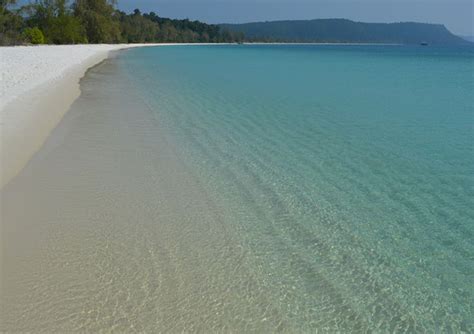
(2, 44, 473, 332)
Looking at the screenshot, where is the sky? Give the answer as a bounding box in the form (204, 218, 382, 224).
(116, 0, 473, 36)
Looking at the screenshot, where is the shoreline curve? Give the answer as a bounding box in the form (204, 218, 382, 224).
(0, 44, 161, 187)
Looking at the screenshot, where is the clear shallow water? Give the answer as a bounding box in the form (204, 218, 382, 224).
(1, 45, 473, 332)
(123, 45, 474, 331)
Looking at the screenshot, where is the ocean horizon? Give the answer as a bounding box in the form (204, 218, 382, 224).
(2, 44, 473, 332)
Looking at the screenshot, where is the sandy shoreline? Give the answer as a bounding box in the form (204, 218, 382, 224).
(0, 55, 269, 331)
(0, 44, 166, 187)
(0, 41, 398, 188)
(0, 43, 226, 187)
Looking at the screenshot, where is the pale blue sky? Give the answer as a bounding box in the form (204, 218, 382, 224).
(116, 0, 473, 36)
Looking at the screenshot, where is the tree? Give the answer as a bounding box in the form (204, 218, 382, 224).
(73, 0, 121, 43)
(0, 0, 17, 10)
(23, 26, 45, 44)
(119, 10, 159, 43)
(0, 0, 25, 45)
(49, 14, 87, 43)
(26, 0, 86, 44)
(1, 0, 247, 45)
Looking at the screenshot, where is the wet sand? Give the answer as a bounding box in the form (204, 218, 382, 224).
(0, 44, 221, 187)
(1, 55, 284, 332)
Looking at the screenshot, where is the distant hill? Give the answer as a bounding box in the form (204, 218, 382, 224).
(220, 19, 470, 45)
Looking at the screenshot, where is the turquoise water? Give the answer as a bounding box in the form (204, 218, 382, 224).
(120, 45, 473, 331)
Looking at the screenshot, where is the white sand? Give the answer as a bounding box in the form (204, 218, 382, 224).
(0, 44, 162, 187)
(2, 45, 132, 109)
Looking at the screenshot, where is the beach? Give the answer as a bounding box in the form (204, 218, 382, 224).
(1, 44, 472, 332)
(0, 42, 403, 187)
(0, 46, 279, 332)
(0, 44, 164, 187)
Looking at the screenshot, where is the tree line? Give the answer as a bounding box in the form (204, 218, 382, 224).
(0, 0, 245, 45)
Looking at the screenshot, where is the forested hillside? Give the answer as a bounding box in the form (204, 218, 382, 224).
(0, 0, 244, 45)
(2, 2, 469, 46)
(221, 19, 470, 45)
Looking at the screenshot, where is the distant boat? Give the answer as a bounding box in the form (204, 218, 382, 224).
(420, 41, 429, 46)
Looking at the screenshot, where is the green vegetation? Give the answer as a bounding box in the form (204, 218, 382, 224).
(1, 0, 24, 44)
(24, 0, 88, 44)
(73, 0, 120, 43)
(3, 3, 466, 46)
(221, 19, 470, 45)
(0, 0, 244, 45)
(22, 26, 45, 44)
